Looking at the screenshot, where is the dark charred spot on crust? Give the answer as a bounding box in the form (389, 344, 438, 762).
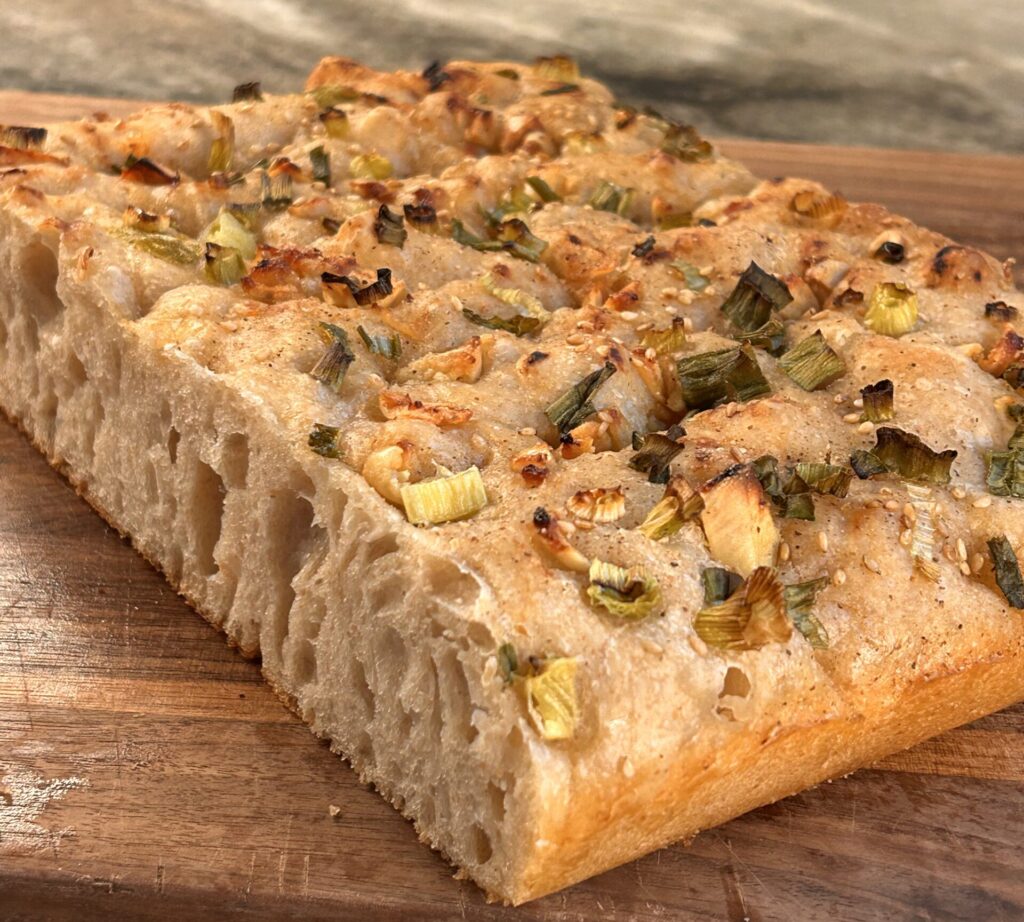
(606, 345, 626, 370)
(697, 218, 717, 227)
(933, 244, 962, 276)
(422, 60, 451, 93)
(526, 350, 549, 365)
(986, 300, 1019, 321)
(559, 432, 578, 446)
(703, 463, 746, 491)
(532, 506, 551, 528)
(491, 262, 512, 279)
(520, 464, 547, 487)
(567, 233, 583, 246)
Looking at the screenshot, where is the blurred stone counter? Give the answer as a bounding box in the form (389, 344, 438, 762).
(1, 0, 1022, 153)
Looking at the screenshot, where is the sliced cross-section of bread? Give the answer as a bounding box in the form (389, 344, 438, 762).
(2, 56, 1023, 904)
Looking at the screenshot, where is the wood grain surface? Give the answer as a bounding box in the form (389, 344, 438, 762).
(2, 91, 1024, 922)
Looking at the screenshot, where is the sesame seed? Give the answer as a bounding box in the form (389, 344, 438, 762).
(518, 426, 536, 437)
(622, 758, 635, 779)
(972, 495, 993, 508)
(956, 538, 968, 561)
(959, 561, 972, 577)
(724, 402, 740, 417)
(566, 333, 585, 345)
(688, 634, 709, 657)
(817, 531, 829, 552)
(779, 541, 791, 562)
(970, 552, 985, 574)
(903, 502, 916, 522)
(682, 316, 694, 331)
(943, 542, 958, 563)
(730, 446, 746, 462)
(899, 528, 913, 547)
(660, 287, 676, 298)
(857, 421, 875, 434)
(833, 393, 847, 405)
(884, 499, 900, 511)
(664, 305, 678, 316)
(863, 556, 881, 574)
(832, 568, 847, 586)
(620, 310, 639, 321)
(951, 486, 967, 500)
(853, 398, 864, 408)
(843, 412, 861, 423)
(645, 347, 657, 361)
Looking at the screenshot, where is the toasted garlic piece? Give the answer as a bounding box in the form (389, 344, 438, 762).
(362, 442, 412, 505)
(567, 487, 626, 523)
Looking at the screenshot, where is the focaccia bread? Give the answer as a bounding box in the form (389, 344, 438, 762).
(2, 56, 1023, 904)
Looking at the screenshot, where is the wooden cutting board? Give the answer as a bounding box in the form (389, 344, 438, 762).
(2, 91, 1024, 922)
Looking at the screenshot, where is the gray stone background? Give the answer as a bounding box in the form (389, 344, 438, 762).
(1, 0, 1022, 153)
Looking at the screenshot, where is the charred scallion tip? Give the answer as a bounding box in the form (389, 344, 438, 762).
(668, 260, 710, 292)
(309, 322, 355, 393)
(784, 577, 830, 649)
(986, 450, 1024, 498)
(400, 466, 488, 526)
(702, 567, 742, 606)
(111, 226, 201, 265)
(793, 462, 853, 497)
(121, 154, 179, 186)
(985, 300, 1019, 322)
(1007, 405, 1024, 452)
(676, 344, 771, 410)
(308, 423, 341, 458)
(309, 145, 331, 186)
(850, 449, 889, 479)
(453, 217, 548, 263)
(208, 111, 234, 173)
(497, 643, 520, 684)
(629, 426, 684, 484)
(586, 559, 661, 620)
(461, 308, 541, 336)
(864, 282, 918, 337)
(421, 60, 451, 92)
(660, 121, 713, 162)
(232, 81, 263, 102)
(350, 152, 393, 181)
(639, 318, 688, 355)
(989, 536, 1024, 608)
(259, 170, 293, 210)
(495, 67, 520, 80)
(357, 324, 402, 360)
(851, 427, 957, 484)
(319, 107, 350, 139)
(373, 204, 406, 248)
(534, 54, 580, 82)
(861, 379, 895, 422)
(1, 125, 47, 149)
(632, 235, 656, 259)
(693, 566, 791, 650)
(588, 180, 633, 216)
(779, 330, 846, 391)
(322, 267, 394, 308)
(322, 217, 341, 235)
(736, 317, 787, 356)
(203, 242, 247, 285)
(494, 218, 548, 262)
(525, 175, 560, 203)
(545, 363, 617, 433)
(875, 240, 906, 264)
(403, 202, 438, 232)
(522, 656, 578, 741)
(637, 475, 704, 540)
(720, 261, 793, 333)
(311, 84, 359, 110)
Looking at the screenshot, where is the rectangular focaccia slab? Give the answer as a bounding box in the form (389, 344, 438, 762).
(1, 56, 1023, 904)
